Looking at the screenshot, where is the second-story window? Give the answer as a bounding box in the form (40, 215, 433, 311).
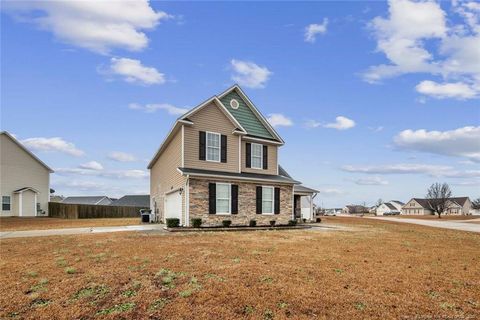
(251, 143, 263, 169)
(206, 132, 220, 162)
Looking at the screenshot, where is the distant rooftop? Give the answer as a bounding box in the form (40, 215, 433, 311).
(111, 195, 150, 208)
(62, 196, 111, 205)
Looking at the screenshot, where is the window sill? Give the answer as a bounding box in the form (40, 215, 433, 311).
(215, 213, 232, 216)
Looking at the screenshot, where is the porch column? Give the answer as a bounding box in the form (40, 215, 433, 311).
(34, 193, 38, 216)
(310, 194, 314, 221)
(18, 192, 23, 217)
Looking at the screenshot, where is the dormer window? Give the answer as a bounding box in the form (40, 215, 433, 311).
(230, 99, 239, 109)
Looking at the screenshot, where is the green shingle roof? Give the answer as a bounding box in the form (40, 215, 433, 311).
(219, 91, 275, 140)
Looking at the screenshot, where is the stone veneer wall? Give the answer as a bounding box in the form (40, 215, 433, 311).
(188, 178, 293, 227)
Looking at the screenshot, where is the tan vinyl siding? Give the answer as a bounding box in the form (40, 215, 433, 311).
(184, 102, 240, 173)
(0, 134, 50, 217)
(150, 128, 185, 221)
(241, 140, 278, 175)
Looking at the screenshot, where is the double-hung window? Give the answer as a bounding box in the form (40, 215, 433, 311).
(262, 186, 274, 214)
(206, 132, 220, 162)
(251, 143, 263, 169)
(216, 183, 231, 214)
(2, 196, 11, 211)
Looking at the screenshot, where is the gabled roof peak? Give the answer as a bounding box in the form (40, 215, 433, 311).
(1, 131, 54, 173)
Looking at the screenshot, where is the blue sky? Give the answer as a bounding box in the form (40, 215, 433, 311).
(1, 0, 479, 207)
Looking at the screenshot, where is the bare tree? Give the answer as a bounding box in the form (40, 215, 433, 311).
(376, 198, 383, 207)
(426, 183, 452, 218)
(472, 198, 480, 210)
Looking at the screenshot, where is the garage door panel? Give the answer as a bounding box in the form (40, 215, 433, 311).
(165, 191, 182, 223)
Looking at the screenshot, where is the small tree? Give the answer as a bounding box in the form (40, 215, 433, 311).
(426, 183, 452, 218)
(375, 198, 383, 207)
(472, 197, 480, 210)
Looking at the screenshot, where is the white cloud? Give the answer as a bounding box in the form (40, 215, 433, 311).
(230, 59, 272, 89)
(106, 57, 165, 85)
(57, 180, 106, 191)
(4, 0, 171, 54)
(354, 176, 389, 185)
(79, 161, 103, 171)
(128, 103, 188, 115)
(304, 120, 322, 128)
(342, 163, 480, 181)
(341, 163, 453, 176)
(318, 188, 344, 196)
(108, 151, 137, 162)
(415, 80, 478, 99)
(56, 168, 148, 179)
(304, 18, 328, 43)
(394, 126, 480, 162)
(324, 116, 356, 130)
(21, 137, 84, 157)
(364, 0, 480, 100)
(267, 114, 293, 127)
(368, 126, 384, 132)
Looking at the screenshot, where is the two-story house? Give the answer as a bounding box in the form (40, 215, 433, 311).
(1, 131, 53, 217)
(148, 85, 318, 226)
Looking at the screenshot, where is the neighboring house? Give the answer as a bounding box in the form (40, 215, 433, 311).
(375, 200, 404, 216)
(62, 196, 113, 205)
(402, 197, 472, 215)
(50, 195, 65, 203)
(343, 205, 369, 214)
(325, 208, 343, 215)
(111, 195, 150, 208)
(1, 131, 53, 217)
(148, 85, 317, 226)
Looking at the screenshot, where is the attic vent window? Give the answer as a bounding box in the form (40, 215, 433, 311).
(230, 99, 239, 109)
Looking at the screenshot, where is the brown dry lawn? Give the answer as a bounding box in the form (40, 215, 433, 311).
(0, 217, 479, 319)
(0, 217, 140, 231)
(394, 215, 479, 220)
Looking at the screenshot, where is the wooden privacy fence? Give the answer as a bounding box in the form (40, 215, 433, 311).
(48, 202, 147, 219)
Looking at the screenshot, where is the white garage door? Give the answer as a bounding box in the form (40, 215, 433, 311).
(165, 191, 182, 224)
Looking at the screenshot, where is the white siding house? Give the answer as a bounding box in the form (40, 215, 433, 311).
(375, 201, 404, 216)
(1, 132, 53, 217)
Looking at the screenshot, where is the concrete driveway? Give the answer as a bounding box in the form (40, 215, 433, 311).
(0, 224, 167, 239)
(370, 217, 480, 233)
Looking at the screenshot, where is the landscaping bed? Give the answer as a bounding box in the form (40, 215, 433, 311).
(164, 225, 312, 232)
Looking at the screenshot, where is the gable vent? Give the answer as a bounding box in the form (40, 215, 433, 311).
(230, 99, 239, 109)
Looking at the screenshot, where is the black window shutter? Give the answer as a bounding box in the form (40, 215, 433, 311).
(263, 145, 268, 170)
(231, 185, 238, 214)
(274, 187, 280, 214)
(208, 183, 216, 214)
(246, 143, 251, 168)
(256, 186, 262, 214)
(199, 131, 206, 160)
(221, 135, 227, 163)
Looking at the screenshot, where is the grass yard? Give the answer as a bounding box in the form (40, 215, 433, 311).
(0, 217, 141, 231)
(0, 217, 479, 319)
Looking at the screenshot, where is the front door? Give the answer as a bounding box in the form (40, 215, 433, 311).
(294, 195, 301, 219)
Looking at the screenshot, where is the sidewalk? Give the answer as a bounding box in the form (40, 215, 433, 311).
(0, 224, 166, 239)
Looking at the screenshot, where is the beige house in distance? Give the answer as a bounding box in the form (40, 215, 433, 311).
(148, 85, 318, 226)
(402, 197, 472, 215)
(1, 131, 53, 217)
